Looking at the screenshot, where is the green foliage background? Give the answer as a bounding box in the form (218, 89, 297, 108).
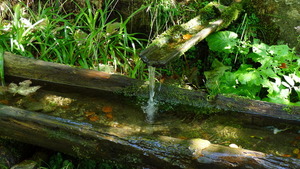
(205, 31, 300, 105)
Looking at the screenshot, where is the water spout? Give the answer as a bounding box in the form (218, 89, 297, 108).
(142, 66, 158, 123)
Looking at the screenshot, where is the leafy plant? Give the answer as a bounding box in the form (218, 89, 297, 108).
(205, 30, 300, 105)
(43, 153, 74, 169)
(206, 31, 238, 53)
(0, 0, 148, 80)
(41, 152, 125, 169)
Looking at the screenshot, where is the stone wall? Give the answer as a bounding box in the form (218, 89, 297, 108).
(250, 0, 300, 51)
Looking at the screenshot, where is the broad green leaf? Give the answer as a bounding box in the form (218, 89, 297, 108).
(204, 59, 231, 92)
(252, 42, 269, 57)
(280, 88, 291, 99)
(265, 96, 290, 104)
(268, 45, 290, 61)
(262, 77, 281, 94)
(259, 68, 277, 79)
(237, 70, 261, 85)
(246, 53, 260, 61)
(206, 31, 238, 53)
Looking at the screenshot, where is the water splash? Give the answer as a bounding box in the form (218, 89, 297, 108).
(142, 66, 158, 123)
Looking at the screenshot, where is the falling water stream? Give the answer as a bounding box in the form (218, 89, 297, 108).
(142, 66, 158, 123)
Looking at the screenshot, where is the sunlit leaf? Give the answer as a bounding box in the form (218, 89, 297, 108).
(237, 70, 261, 85)
(252, 41, 269, 57)
(281, 81, 291, 88)
(291, 74, 300, 83)
(268, 45, 290, 61)
(259, 68, 278, 79)
(283, 75, 294, 87)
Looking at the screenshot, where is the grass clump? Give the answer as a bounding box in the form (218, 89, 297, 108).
(0, 0, 148, 79)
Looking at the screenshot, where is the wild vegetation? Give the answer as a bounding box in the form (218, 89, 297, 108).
(0, 0, 300, 168)
(0, 0, 299, 104)
(146, 0, 300, 106)
(0, 0, 147, 79)
(205, 31, 300, 105)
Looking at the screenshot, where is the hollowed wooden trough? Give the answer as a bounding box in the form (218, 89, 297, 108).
(0, 52, 300, 168)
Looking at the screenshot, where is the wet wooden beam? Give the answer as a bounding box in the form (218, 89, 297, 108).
(139, 2, 242, 67)
(140, 19, 223, 66)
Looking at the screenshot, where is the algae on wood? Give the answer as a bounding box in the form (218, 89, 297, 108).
(139, 2, 242, 66)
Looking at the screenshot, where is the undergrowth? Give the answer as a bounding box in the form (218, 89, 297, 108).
(1, 0, 299, 106)
(41, 152, 125, 169)
(0, 0, 148, 79)
(205, 30, 300, 105)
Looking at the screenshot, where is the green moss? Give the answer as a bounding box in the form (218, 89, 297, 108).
(243, 0, 280, 45)
(217, 2, 243, 31)
(47, 129, 67, 139)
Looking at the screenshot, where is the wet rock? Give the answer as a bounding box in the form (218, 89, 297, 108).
(251, 0, 300, 51)
(11, 160, 38, 169)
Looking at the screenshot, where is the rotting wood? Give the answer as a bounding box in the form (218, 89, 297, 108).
(3, 52, 300, 123)
(0, 104, 299, 169)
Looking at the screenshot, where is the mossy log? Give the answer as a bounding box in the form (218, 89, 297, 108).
(3, 52, 300, 122)
(139, 2, 242, 66)
(0, 104, 300, 168)
(3, 52, 143, 93)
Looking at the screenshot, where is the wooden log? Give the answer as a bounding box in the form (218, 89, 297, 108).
(139, 19, 223, 66)
(0, 104, 299, 169)
(139, 2, 242, 67)
(3, 52, 143, 93)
